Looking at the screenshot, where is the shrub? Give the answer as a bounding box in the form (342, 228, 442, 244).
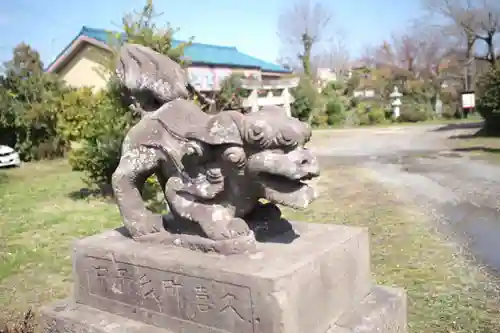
(368, 108, 386, 124)
(441, 104, 459, 119)
(216, 73, 249, 111)
(66, 83, 163, 201)
(67, 84, 138, 189)
(356, 101, 387, 126)
(69, 133, 124, 190)
(0, 74, 69, 161)
(291, 76, 322, 123)
(398, 103, 433, 123)
(325, 100, 346, 126)
(56, 87, 98, 142)
(357, 112, 370, 126)
(0, 43, 70, 161)
(476, 64, 500, 134)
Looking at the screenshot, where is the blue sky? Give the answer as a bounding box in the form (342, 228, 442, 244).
(0, 0, 424, 67)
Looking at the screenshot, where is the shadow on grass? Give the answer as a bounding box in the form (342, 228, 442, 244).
(67, 186, 166, 214)
(447, 125, 500, 140)
(452, 147, 500, 154)
(432, 121, 484, 132)
(0, 172, 9, 185)
(67, 188, 104, 200)
(67, 184, 114, 201)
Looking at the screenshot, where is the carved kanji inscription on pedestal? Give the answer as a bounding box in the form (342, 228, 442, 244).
(84, 257, 254, 332)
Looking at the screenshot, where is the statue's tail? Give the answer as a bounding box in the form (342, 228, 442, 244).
(115, 43, 190, 115)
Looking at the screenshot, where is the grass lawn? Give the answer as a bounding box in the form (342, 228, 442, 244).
(449, 131, 500, 163)
(1, 160, 500, 332)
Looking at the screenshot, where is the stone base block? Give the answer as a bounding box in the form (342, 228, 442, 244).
(69, 222, 371, 333)
(327, 286, 407, 333)
(40, 286, 406, 333)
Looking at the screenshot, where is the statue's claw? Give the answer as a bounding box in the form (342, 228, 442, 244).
(219, 217, 251, 239)
(128, 213, 164, 239)
(134, 230, 172, 244)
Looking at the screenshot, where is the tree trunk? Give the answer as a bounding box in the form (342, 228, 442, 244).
(465, 36, 475, 91)
(487, 34, 496, 67)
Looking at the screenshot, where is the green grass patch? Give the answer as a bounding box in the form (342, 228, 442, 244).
(0, 160, 499, 332)
(0, 160, 121, 321)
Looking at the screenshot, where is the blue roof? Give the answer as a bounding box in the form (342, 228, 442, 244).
(49, 26, 290, 73)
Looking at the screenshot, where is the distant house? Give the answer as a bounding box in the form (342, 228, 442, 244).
(46, 26, 291, 92)
(315, 68, 338, 89)
(347, 63, 377, 98)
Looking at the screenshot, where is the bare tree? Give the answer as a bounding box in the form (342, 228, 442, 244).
(360, 33, 420, 82)
(421, 0, 500, 89)
(358, 45, 378, 68)
(409, 24, 465, 98)
(325, 32, 351, 77)
(277, 0, 334, 77)
(473, 0, 500, 66)
(358, 34, 419, 75)
(312, 30, 351, 80)
(422, 0, 477, 89)
(359, 21, 464, 102)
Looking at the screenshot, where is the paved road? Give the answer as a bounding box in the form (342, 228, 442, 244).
(311, 122, 500, 274)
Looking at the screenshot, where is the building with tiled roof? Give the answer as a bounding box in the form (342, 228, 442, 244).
(47, 26, 291, 92)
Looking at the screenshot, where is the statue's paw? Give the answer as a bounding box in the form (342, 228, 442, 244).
(128, 214, 164, 238)
(220, 217, 251, 239)
(134, 230, 171, 244)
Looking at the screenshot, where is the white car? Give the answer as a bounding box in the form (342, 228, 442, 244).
(0, 145, 21, 168)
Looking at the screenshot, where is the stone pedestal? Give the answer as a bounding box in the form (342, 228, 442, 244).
(40, 222, 407, 333)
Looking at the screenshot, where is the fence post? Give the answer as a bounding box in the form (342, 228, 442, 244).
(239, 77, 299, 116)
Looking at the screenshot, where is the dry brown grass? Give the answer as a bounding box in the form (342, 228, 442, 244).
(283, 166, 500, 333)
(0, 310, 34, 333)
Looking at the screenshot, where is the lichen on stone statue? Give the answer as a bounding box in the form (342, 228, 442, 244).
(111, 43, 321, 255)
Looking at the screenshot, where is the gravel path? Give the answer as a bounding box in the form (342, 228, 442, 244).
(312, 123, 500, 274)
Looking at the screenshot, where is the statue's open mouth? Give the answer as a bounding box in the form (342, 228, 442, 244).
(257, 171, 318, 209)
(257, 171, 316, 193)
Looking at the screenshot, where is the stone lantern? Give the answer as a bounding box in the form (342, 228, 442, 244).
(389, 86, 402, 119)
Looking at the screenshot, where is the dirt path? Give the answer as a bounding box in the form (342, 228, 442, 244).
(311, 122, 500, 274)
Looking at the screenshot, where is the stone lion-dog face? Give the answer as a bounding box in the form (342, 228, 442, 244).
(215, 107, 320, 210)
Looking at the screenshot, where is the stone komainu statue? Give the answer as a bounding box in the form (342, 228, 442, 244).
(111, 43, 320, 254)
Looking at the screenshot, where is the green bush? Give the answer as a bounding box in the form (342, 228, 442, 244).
(325, 100, 346, 126)
(476, 65, 500, 134)
(66, 82, 162, 202)
(0, 73, 69, 161)
(357, 112, 370, 126)
(67, 83, 138, 189)
(356, 102, 387, 126)
(69, 133, 123, 189)
(56, 87, 99, 142)
(441, 104, 459, 119)
(291, 76, 322, 123)
(0, 43, 70, 161)
(398, 103, 433, 123)
(216, 73, 250, 111)
(368, 108, 386, 124)
(322, 81, 345, 96)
